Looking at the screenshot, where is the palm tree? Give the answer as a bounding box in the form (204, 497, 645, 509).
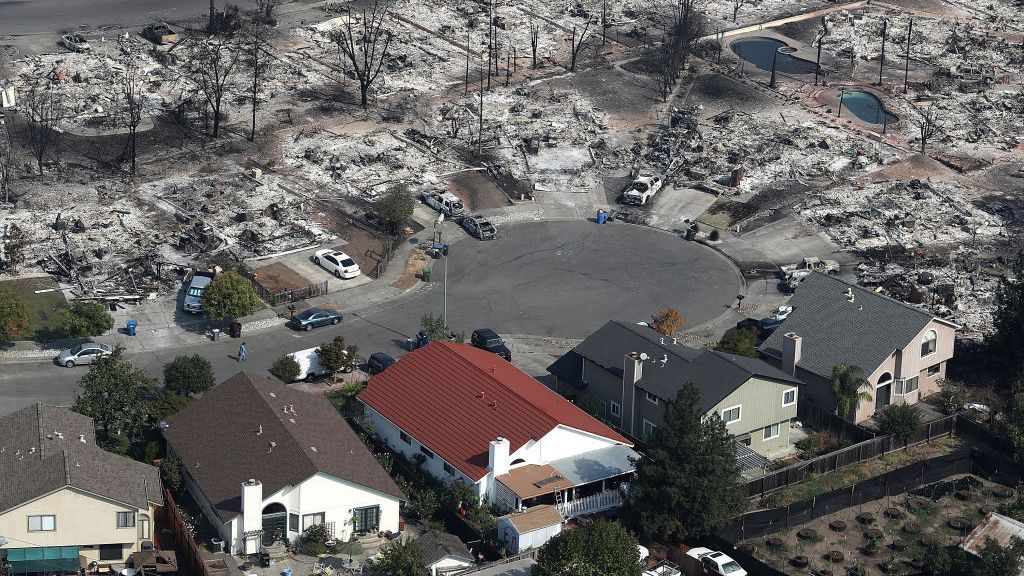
(831, 364, 873, 420)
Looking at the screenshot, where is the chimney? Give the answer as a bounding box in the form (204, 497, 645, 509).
(621, 353, 645, 436)
(488, 437, 511, 477)
(624, 352, 643, 385)
(782, 333, 802, 377)
(241, 480, 263, 555)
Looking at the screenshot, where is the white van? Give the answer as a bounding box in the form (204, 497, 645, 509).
(288, 347, 357, 382)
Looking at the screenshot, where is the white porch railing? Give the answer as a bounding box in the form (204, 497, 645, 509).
(556, 490, 623, 519)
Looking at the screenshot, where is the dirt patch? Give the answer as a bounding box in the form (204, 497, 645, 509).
(391, 249, 431, 290)
(250, 262, 310, 293)
(447, 171, 513, 211)
(310, 209, 393, 274)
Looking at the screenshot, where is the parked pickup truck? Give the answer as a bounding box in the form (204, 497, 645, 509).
(421, 190, 465, 218)
(621, 173, 663, 206)
(288, 346, 358, 382)
(780, 257, 840, 278)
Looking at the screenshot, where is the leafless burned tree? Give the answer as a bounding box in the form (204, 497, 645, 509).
(188, 39, 240, 138)
(657, 0, 707, 100)
(22, 85, 64, 174)
(570, 18, 593, 71)
(331, 1, 394, 109)
(0, 119, 12, 203)
(530, 21, 540, 68)
(253, 0, 281, 25)
(913, 105, 942, 153)
(121, 54, 143, 175)
(244, 9, 272, 141)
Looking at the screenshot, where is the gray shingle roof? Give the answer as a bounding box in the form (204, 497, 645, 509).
(163, 372, 402, 522)
(0, 404, 162, 513)
(412, 531, 473, 567)
(760, 273, 950, 379)
(551, 321, 800, 412)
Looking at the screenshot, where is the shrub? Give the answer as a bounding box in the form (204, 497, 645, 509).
(269, 354, 301, 382)
(709, 229, 721, 241)
(163, 354, 215, 395)
(201, 271, 261, 321)
(297, 524, 332, 556)
(876, 404, 923, 443)
(0, 287, 29, 342)
(60, 301, 114, 338)
(317, 335, 358, 373)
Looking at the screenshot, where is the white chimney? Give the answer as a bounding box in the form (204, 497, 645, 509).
(488, 437, 511, 477)
(241, 480, 263, 555)
(782, 333, 802, 377)
(624, 352, 643, 385)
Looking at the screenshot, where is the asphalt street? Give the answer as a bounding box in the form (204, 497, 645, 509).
(0, 0, 210, 36)
(0, 221, 741, 415)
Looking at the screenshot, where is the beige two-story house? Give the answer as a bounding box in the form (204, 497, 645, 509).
(548, 320, 803, 456)
(0, 404, 163, 569)
(760, 273, 957, 423)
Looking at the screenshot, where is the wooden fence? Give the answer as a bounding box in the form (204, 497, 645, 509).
(797, 400, 876, 443)
(158, 488, 209, 576)
(745, 414, 955, 497)
(369, 236, 399, 279)
(250, 278, 329, 306)
(450, 549, 541, 576)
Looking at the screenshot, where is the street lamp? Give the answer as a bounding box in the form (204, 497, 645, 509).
(435, 248, 449, 327)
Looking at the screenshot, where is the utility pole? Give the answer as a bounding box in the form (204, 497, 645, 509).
(769, 48, 779, 88)
(465, 28, 470, 96)
(878, 18, 887, 85)
(477, 68, 484, 156)
(903, 18, 913, 94)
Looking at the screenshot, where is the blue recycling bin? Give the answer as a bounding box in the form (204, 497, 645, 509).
(596, 210, 608, 224)
(126, 320, 138, 336)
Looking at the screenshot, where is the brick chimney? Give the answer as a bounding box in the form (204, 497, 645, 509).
(782, 333, 802, 377)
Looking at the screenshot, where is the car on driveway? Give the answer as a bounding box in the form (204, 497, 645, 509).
(142, 23, 178, 44)
(56, 343, 112, 367)
(471, 328, 511, 361)
(314, 249, 361, 279)
(367, 352, 396, 374)
(287, 307, 343, 331)
(60, 34, 91, 52)
(461, 215, 496, 239)
(685, 547, 747, 576)
(183, 270, 215, 313)
(621, 173, 662, 205)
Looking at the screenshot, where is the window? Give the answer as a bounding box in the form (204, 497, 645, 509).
(443, 462, 455, 475)
(905, 376, 919, 394)
(138, 514, 150, 540)
(894, 379, 904, 395)
(722, 405, 742, 424)
(610, 401, 621, 417)
(763, 423, 780, 440)
(642, 420, 657, 438)
(99, 545, 122, 561)
(921, 330, 937, 357)
(927, 364, 941, 377)
(399, 431, 412, 445)
(782, 389, 797, 407)
(302, 513, 325, 531)
(289, 513, 299, 532)
(117, 511, 135, 528)
(28, 515, 55, 532)
(645, 392, 659, 405)
(598, 400, 607, 418)
(419, 446, 435, 459)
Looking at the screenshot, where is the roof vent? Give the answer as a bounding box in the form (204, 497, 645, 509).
(256, 425, 263, 435)
(490, 401, 498, 410)
(490, 365, 495, 374)
(672, 338, 678, 345)
(289, 418, 296, 424)
(283, 405, 288, 413)
(269, 392, 277, 398)
(638, 352, 649, 361)
(660, 354, 668, 366)
(78, 435, 86, 443)
(289, 405, 296, 414)
(310, 446, 318, 452)
(659, 337, 665, 345)
(477, 391, 485, 399)
(55, 431, 63, 439)
(28, 447, 36, 454)
(268, 441, 277, 454)
(845, 287, 855, 302)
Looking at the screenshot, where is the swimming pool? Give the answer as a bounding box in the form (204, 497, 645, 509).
(730, 37, 817, 75)
(840, 90, 899, 125)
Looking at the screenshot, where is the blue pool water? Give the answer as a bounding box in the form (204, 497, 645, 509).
(730, 37, 817, 75)
(840, 90, 899, 125)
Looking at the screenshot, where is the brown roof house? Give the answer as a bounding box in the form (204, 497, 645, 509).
(0, 404, 163, 569)
(162, 372, 403, 556)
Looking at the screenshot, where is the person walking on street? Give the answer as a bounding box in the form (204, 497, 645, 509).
(238, 342, 247, 361)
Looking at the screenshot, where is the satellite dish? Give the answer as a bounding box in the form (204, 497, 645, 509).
(639, 352, 649, 361)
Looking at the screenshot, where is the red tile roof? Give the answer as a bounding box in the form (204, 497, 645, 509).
(358, 342, 631, 481)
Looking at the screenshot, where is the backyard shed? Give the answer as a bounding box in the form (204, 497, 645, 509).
(497, 505, 562, 554)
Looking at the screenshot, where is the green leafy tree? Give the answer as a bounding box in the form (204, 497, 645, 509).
(625, 382, 744, 543)
(0, 287, 29, 342)
(876, 404, 922, 444)
(830, 363, 872, 420)
(650, 307, 684, 336)
(716, 328, 760, 357)
(410, 488, 438, 521)
(371, 538, 425, 576)
(420, 312, 449, 341)
(201, 271, 261, 321)
(147, 392, 191, 423)
(163, 354, 216, 396)
(317, 335, 359, 372)
(939, 378, 967, 414)
(73, 346, 156, 439)
(269, 354, 301, 382)
(60, 300, 114, 338)
(535, 518, 641, 576)
(160, 451, 184, 495)
(374, 184, 415, 236)
(975, 536, 1024, 576)
(988, 250, 1024, 382)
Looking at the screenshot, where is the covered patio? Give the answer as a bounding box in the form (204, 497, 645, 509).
(495, 444, 637, 518)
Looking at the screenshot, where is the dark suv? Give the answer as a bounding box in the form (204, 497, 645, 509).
(471, 328, 512, 361)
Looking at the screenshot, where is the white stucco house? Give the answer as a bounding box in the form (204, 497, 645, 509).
(358, 342, 638, 518)
(163, 372, 404, 555)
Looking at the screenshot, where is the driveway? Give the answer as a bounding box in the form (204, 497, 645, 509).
(645, 185, 720, 233)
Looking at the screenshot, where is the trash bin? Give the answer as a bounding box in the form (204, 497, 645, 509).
(126, 320, 138, 336)
(211, 328, 221, 341)
(596, 209, 608, 224)
(229, 322, 242, 338)
(423, 267, 432, 282)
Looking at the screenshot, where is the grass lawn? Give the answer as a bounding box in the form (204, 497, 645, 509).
(0, 277, 68, 341)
